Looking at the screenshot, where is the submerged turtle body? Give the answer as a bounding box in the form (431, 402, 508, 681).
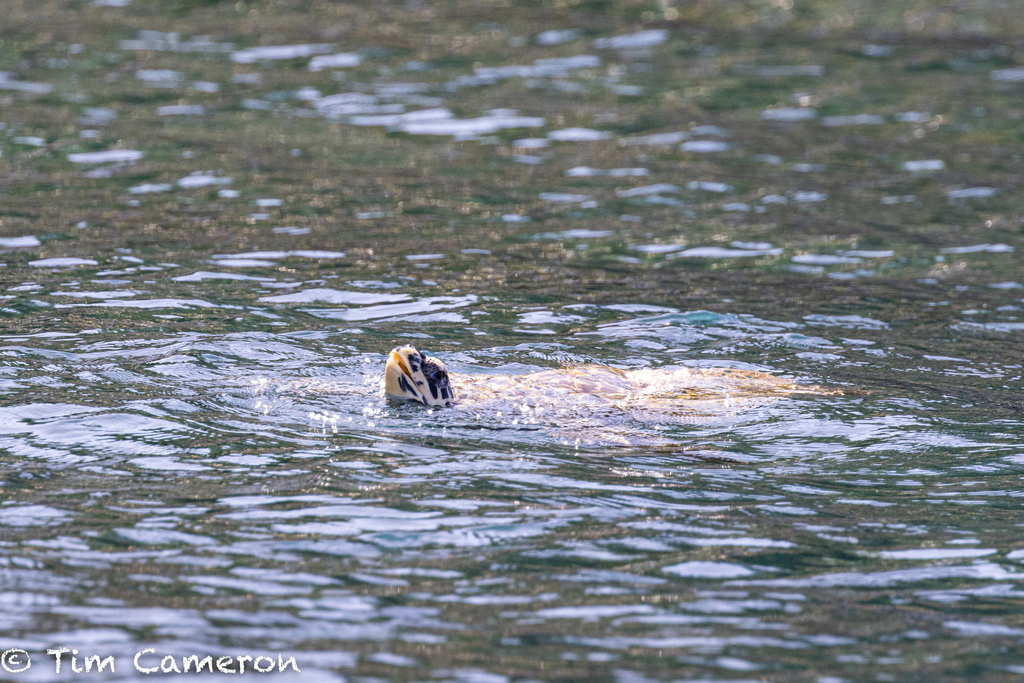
(451, 365, 836, 427)
(453, 364, 826, 404)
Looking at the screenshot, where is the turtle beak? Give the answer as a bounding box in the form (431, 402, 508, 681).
(389, 350, 412, 378)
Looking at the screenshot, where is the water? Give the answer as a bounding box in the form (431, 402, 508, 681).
(1, 1, 1024, 681)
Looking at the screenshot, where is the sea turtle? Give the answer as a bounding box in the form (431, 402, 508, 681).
(383, 344, 840, 428)
(246, 344, 840, 448)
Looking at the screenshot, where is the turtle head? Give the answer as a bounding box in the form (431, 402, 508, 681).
(383, 344, 454, 407)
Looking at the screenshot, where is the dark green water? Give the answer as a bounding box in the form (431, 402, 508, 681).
(1, 1, 1023, 681)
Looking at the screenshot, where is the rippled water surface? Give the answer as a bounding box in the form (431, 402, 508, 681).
(2, 1, 1024, 681)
